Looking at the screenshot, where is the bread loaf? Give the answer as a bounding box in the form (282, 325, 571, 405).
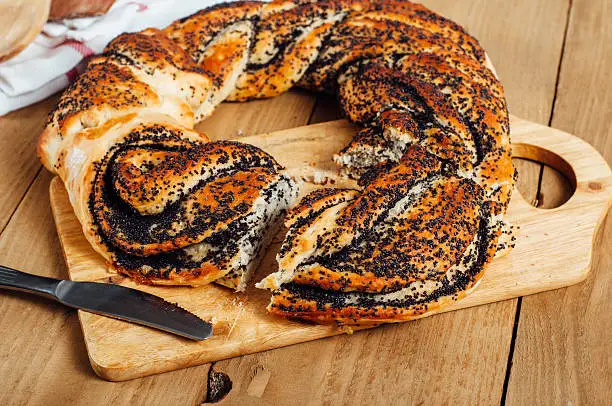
(39, 0, 514, 322)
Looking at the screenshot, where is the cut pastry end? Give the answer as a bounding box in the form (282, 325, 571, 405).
(117, 172, 299, 291)
(214, 174, 299, 291)
(262, 203, 499, 325)
(255, 198, 352, 291)
(214, 208, 286, 292)
(333, 110, 421, 179)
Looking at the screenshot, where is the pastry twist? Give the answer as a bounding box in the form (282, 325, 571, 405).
(38, 0, 515, 322)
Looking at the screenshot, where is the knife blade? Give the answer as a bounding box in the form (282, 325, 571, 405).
(0, 265, 213, 341)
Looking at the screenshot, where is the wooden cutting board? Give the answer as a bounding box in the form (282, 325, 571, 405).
(49, 116, 611, 381)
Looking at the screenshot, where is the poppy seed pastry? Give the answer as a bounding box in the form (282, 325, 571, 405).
(38, 1, 514, 320)
(40, 111, 297, 290)
(259, 145, 507, 323)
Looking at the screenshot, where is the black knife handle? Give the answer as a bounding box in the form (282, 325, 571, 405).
(0, 265, 61, 300)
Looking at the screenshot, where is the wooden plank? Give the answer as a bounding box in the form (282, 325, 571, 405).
(0, 96, 57, 232)
(546, 1, 612, 159)
(506, 0, 612, 404)
(213, 301, 516, 405)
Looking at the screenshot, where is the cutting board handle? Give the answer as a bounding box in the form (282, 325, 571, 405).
(510, 118, 612, 211)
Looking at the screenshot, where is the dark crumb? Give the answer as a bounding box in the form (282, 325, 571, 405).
(204, 365, 233, 403)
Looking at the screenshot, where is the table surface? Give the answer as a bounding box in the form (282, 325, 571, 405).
(0, 1, 609, 404)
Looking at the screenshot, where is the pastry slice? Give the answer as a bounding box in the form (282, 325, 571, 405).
(258, 145, 503, 324)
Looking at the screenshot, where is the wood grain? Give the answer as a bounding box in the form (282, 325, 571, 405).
(195, 90, 316, 140)
(0, 97, 57, 232)
(50, 117, 611, 381)
(506, 0, 612, 404)
(213, 300, 516, 405)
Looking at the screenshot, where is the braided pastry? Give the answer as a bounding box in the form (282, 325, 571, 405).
(37, 29, 299, 290)
(38, 0, 515, 323)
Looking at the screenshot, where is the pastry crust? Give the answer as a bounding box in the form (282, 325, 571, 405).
(38, 0, 514, 318)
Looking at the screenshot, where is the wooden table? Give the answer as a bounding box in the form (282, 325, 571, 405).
(0, 0, 609, 404)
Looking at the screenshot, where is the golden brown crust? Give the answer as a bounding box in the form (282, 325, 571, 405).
(46, 61, 162, 140)
(271, 145, 443, 285)
(298, 15, 478, 92)
(290, 175, 484, 293)
(197, 22, 253, 116)
(355, 1, 485, 62)
(80, 120, 296, 288)
(396, 52, 513, 207)
(284, 188, 359, 228)
(163, 1, 263, 63)
(267, 218, 502, 325)
(106, 28, 204, 74)
(266, 270, 485, 325)
(267, 190, 504, 324)
(229, 21, 337, 100)
(110, 140, 281, 216)
(49, 0, 115, 20)
(103, 29, 212, 109)
(101, 167, 280, 256)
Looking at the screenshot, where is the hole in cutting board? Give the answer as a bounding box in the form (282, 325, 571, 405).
(512, 143, 577, 209)
(537, 164, 574, 208)
(513, 158, 574, 208)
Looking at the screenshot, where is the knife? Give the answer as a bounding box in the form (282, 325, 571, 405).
(0, 265, 213, 341)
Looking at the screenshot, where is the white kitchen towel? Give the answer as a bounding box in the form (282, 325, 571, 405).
(0, 0, 224, 116)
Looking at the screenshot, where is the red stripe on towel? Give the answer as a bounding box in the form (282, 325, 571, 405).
(65, 67, 79, 83)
